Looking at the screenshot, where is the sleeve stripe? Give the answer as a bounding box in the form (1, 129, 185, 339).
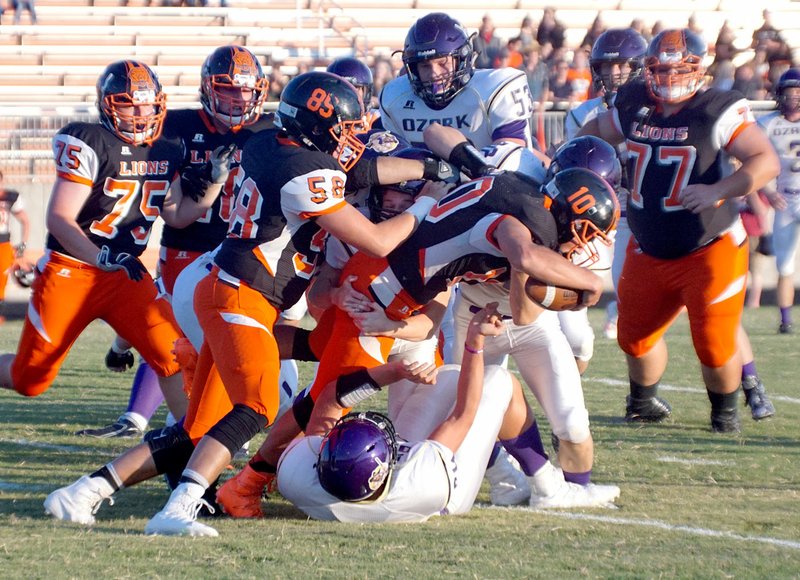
(726, 120, 754, 149)
(56, 171, 93, 187)
(485, 71, 525, 114)
(299, 200, 347, 219)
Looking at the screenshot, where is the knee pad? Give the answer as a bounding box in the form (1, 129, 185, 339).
(335, 368, 381, 407)
(145, 423, 195, 474)
(289, 328, 318, 362)
(553, 406, 591, 444)
(206, 404, 268, 457)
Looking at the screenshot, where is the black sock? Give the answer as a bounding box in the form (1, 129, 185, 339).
(630, 379, 660, 400)
(708, 390, 739, 413)
(90, 465, 121, 493)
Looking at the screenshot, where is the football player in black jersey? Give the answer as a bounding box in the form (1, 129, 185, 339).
(578, 29, 780, 432)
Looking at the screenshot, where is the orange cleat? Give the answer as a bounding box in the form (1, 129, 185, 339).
(216, 464, 275, 519)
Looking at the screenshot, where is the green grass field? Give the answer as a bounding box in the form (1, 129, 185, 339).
(1, 306, 799, 578)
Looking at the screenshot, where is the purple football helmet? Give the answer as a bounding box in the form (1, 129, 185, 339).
(543, 167, 620, 266)
(317, 411, 398, 502)
(546, 136, 622, 192)
(590, 28, 647, 96)
(327, 57, 374, 106)
(368, 146, 427, 221)
(776, 68, 800, 116)
(402, 12, 476, 109)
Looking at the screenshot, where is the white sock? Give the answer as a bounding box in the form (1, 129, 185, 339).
(121, 412, 148, 431)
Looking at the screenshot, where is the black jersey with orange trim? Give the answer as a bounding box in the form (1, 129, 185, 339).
(160, 109, 273, 253)
(382, 171, 558, 307)
(614, 80, 752, 259)
(46, 122, 184, 258)
(214, 129, 347, 311)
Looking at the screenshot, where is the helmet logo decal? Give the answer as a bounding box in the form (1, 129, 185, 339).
(368, 456, 389, 491)
(567, 187, 596, 214)
(307, 88, 335, 118)
(366, 131, 400, 153)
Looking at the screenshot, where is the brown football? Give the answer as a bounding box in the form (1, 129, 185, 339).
(525, 279, 584, 311)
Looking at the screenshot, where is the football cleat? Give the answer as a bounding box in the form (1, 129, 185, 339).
(74, 416, 144, 439)
(216, 464, 275, 518)
(779, 323, 793, 335)
(603, 320, 618, 340)
(145, 483, 219, 537)
(44, 475, 115, 525)
(710, 407, 741, 433)
(742, 376, 776, 421)
(625, 395, 672, 423)
(484, 448, 531, 506)
(529, 462, 619, 509)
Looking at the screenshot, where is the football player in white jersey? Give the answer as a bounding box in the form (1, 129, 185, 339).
(379, 12, 545, 494)
(277, 304, 620, 523)
(426, 125, 622, 507)
(380, 12, 543, 154)
(759, 68, 800, 336)
(564, 28, 647, 345)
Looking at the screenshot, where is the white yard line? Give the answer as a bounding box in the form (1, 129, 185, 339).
(657, 456, 736, 466)
(480, 504, 800, 550)
(0, 437, 116, 455)
(588, 377, 800, 404)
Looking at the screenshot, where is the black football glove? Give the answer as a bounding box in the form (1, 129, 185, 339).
(105, 347, 135, 372)
(180, 143, 237, 202)
(422, 156, 460, 184)
(96, 245, 148, 281)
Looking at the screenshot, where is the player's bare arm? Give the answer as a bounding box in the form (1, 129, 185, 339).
(46, 178, 106, 265)
(428, 303, 504, 454)
(352, 287, 451, 340)
(316, 181, 448, 258)
(679, 124, 780, 213)
(495, 217, 603, 307)
(576, 111, 625, 146)
(508, 268, 545, 326)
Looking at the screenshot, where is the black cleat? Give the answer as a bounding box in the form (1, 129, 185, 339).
(625, 395, 672, 423)
(779, 323, 793, 335)
(711, 407, 741, 433)
(742, 376, 776, 421)
(75, 417, 143, 439)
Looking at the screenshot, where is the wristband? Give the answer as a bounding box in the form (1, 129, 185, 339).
(403, 195, 436, 222)
(464, 343, 484, 355)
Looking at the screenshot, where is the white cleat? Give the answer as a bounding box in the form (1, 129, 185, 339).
(485, 447, 531, 506)
(145, 483, 219, 537)
(44, 475, 114, 525)
(529, 462, 619, 509)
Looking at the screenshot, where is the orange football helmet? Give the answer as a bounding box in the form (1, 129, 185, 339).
(644, 29, 707, 104)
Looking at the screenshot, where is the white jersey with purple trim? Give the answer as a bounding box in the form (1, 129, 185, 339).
(379, 68, 533, 149)
(758, 111, 800, 202)
(277, 365, 513, 522)
(564, 96, 605, 140)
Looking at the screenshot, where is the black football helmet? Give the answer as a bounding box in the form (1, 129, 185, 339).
(326, 57, 374, 107)
(96, 60, 166, 146)
(276, 71, 367, 171)
(644, 29, 707, 104)
(543, 167, 620, 267)
(590, 28, 647, 97)
(317, 411, 398, 502)
(546, 136, 621, 192)
(776, 68, 800, 116)
(200, 45, 268, 131)
(402, 12, 476, 109)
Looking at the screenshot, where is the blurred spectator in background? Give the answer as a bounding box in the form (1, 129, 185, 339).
(267, 68, 289, 102)
(371, 56, 396, 99)
(630, 18, 650, 43)
(474, 14, 505, 69)
(12, 0, 37, 25)
(518, 15, 537, 51)
(567, 50, 592, 102)
(709, 20, 739, 80)
(711, 60, 736, 91)
(752, 9, 792, 66)
(732, 62, 767, 100)
(580, 12, 606, 53)
(501, 37, 525, 69)
(537, 7, 565, 51)
(687, 13, 703, 37)
(548, 59, 573, 106)
(650, 21, 664, 40)
(524, 43, 549, 103)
